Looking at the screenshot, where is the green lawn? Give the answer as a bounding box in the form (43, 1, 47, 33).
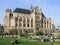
(57, 33, 60, 38)
(0, 37, 60, 45)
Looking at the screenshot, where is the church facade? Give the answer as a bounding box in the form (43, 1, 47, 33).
(4, 6, 54, 36)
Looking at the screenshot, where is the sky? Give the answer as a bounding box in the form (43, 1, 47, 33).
(0, 0, 60, 26)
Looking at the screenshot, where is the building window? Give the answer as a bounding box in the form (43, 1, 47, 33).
(10, 14, 13, 17)
(19, 17, 22, 21)
(15, 23, 18, 26)
(41, 24, 43, 28)
(23, 23, 26, 27)
(47, 21, 48, 24)
(31, 19, 33, 27)
(44, 20, 46, 23)
(27, 18, 29, 22)
(41, 20, 43, 23)
(27, 24, 29, 27)
(44, 25, 46, 28)
(15, 17, 18, 21)
(31, 24, 33, 27)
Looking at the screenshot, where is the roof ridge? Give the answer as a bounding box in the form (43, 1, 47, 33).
(16, 8, 30, 11)
(13, 8, 31, 14)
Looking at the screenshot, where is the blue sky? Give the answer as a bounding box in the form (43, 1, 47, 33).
(0, 0, 60, 26)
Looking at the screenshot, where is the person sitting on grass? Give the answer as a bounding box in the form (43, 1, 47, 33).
(12, 38, 19, 45)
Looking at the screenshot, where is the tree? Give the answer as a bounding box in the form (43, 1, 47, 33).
(9, 29, 18, 35)
(9, 29, 14, 35)
(36, 31, 44, 36)
(0, 32, 4, 35)
(20, 33, 25, 37)
(20, 30, 28, 37)
(23, 30, 28, 37)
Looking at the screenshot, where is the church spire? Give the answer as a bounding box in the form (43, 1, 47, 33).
(30, 4, 33, 12)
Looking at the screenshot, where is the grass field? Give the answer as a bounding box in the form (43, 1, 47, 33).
(0, 37, 60, 45)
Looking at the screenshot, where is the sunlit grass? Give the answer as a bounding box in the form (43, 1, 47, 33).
(0, 37, 60, 45)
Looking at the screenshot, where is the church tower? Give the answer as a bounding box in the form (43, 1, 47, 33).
(4, 8, 12, 33)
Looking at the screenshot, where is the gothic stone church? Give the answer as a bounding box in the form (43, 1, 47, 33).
(4, 6, 53, 36)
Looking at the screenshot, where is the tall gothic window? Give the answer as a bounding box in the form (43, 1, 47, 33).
(27, 18, 29, 22)
(15, 17, 18, 21)
(27, 24, 29, 27)
(10, 14, 13, 18)
(15, 23, 18, 26)
(19, 17, 22, 21)
(31, 19, 33, 27)
(23, 23, 26, 27)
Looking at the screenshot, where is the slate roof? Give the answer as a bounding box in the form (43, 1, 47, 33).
(42, 13, 46, 18)
(13, 8, 31, 14)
